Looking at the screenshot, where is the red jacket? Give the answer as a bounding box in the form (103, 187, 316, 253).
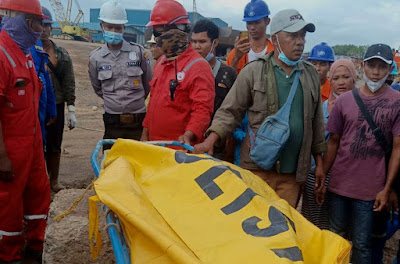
(143, 45, 215, 143)
(0, 30, 42, 141)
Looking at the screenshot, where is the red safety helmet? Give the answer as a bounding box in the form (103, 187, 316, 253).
(146, 0, 190, 27)
(0, 0, 45, 17)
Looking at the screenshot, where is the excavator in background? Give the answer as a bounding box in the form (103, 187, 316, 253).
(48, 0, 91, 41)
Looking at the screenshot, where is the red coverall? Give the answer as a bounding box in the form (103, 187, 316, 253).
(0, 30, 50, 261)
(143, 44, 215, 143)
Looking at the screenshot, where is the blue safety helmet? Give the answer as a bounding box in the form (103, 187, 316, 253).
(243, 0, 270, 22)
(308, 42, 335, 62)
(42, 7, 54, 24)
(391, 61, 398, 75)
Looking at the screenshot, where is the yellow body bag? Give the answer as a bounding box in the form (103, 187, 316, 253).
(89, 139, 350, 263)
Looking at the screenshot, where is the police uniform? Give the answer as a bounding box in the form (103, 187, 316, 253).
(89, 39, 152, 149)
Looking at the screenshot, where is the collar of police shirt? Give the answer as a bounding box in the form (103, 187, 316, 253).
(100, 39, 133, 57)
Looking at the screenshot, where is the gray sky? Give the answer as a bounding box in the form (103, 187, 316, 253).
(40, 0, 400, 52)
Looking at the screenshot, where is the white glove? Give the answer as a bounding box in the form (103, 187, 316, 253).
(67, 105, 77, 130)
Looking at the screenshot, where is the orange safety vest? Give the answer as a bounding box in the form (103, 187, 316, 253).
(226, 39, 274, 74)
(321, 79, 331, 102)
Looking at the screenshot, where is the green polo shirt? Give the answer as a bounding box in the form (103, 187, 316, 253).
(272, 59, 304, 174)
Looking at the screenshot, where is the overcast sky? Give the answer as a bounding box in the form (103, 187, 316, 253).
(40, 0, 400, 52)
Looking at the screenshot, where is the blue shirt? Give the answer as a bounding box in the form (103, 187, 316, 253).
(30, 40, 57, 146)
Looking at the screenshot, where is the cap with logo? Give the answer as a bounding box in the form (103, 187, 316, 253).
(270, 9, 315, 35)
(363, 44, 393, 65)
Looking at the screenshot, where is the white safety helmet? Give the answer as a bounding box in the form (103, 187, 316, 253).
(99, 0, 128, 24)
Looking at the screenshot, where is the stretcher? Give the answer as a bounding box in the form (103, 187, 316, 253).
(90, 139, 351, 264)
(90, 139, 194, 264)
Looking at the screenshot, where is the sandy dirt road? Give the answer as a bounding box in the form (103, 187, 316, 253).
(53, 39, 107, 189)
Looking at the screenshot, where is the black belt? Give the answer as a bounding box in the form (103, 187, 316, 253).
(104, 112, 145, 124)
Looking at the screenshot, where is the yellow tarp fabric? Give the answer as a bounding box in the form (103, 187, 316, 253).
(89, 139, 351, 264)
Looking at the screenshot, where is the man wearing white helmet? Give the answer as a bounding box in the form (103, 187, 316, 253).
(89, 0, 152, 149)
(147, 34, 163, 62)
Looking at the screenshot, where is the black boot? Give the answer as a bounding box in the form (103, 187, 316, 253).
(45, 153, 63, 192)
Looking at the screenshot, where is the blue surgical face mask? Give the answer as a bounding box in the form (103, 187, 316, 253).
(205, 40, 216, 62)
(276, 35, 301, 66)
(103, 30, 123, 45)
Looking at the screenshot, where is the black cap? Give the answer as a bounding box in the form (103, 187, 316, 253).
(363, 44, 393, 64)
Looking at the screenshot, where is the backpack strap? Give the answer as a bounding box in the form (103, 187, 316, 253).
(277, 70, 301, 120)
(284, 71, 301, 106)
(352, 89, 391, 155)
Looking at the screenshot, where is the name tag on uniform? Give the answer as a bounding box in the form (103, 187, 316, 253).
(127, 61, 141, 67)
(98, 65, 112, 71)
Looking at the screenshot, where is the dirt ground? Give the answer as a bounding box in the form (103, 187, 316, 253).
(50, 39, 399, 263)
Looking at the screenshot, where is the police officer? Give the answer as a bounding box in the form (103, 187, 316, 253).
(89, 0, 152, 150)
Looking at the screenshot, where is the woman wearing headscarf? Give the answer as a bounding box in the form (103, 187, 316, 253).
(302, 59, 358, 229)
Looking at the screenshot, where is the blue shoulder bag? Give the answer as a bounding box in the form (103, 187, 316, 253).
(248, 70, 301, 170)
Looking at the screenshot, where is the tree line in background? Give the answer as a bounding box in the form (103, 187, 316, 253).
(332, 45, 369, 58)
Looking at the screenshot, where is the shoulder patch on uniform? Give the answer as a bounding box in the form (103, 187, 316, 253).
(144, 52, 148, 58)
(98, 65, 112, 71)
(35, 45, 44, 51)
